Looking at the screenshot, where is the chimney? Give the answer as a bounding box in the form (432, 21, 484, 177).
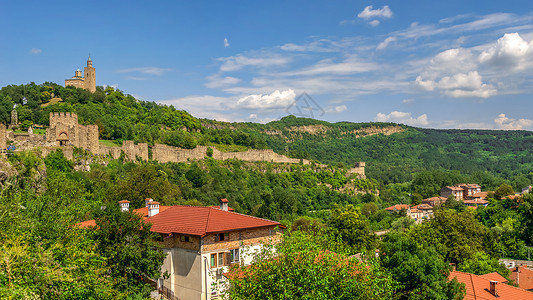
(489, 281, 498, 297)
(449, 263, 456, 271)
(119, 200, 130, 212)
(219, 198, 229, 211)
(145, 198, 153, 207)
(148, 201, 160, 217)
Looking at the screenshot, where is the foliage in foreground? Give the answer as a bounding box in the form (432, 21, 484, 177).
(224, 231, 396, 300)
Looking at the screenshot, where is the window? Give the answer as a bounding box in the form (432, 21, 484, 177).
(180, 235, 190, 242)
(218, 253, 224, 266)
(230, 248, 240, 263)
(211, 253, 217, 268)
(215, 232, 229, 242)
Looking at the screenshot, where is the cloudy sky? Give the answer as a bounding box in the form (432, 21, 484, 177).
(1, 1, 533, 130)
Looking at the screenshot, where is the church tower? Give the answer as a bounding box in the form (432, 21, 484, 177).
(83, 55, 96, 93)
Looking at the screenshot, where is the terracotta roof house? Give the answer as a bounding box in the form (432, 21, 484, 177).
(459, 184, 482, 198)
(78, 198, 283, 300)
(522, 186, 532, 195)
(385, 204, 410, 213)
(509, 266, 533, 291)
(450, 270, 533, 299)
(422, 196, 447, 207)
(463, 198, 489, 208)
(409, 204, 433, 223)
(471, 192, 488, 200)
(441, 186, 465, 200)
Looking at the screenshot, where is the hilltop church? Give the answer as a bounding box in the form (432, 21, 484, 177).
(65, 56, 96, 92)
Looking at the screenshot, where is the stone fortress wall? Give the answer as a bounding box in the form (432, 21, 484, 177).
(46, 112, 99, 155)
(151, 144, 310, 165)
(0, 112, 365, 177)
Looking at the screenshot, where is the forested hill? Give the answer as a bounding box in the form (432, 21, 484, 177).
(203, 116, 533, 185)
(1, 82, 532, 185)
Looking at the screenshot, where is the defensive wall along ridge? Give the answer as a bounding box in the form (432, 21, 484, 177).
(0, 112, 365, 177)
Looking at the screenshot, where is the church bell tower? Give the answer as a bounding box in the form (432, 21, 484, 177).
(83, 55, 96, 93)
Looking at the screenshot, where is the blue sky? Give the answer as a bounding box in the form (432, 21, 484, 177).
(1, 1, 533, 130)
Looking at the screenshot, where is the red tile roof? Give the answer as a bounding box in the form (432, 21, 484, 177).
(385, 204, 410, 211)
(464, 199, 489, 205)
(413, 203, 433, 210)
(479, 272, 509, 283)
(208, 205, 235, 211)
(77, 219, 97, 228)
(450, 270, 533, 299)
(509, 266, 533, 290)
(146, 206, 281, 236)
(134, 205, 172, 220)
(471, 192, 488, 199)
(444, 186, 465, 191)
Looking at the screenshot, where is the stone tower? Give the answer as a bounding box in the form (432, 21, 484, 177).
(10, 109, 18, 127)
(84, 56, 96, 93)
(65, 56, 96, 92)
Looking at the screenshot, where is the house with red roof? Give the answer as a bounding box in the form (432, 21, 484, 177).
(78, 198, 283, 300)
(441, 186, 465, 200)
(422, 196, 447, 207)
(384, 204, 410, 214)
(449, 270, 533, 299)
(509, 266, 533, 291)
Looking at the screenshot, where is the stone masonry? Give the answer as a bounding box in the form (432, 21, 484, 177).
(151, 144, 311, 165)
(0, 124, 5, 150)
(65, 56, 96, 93)
(0, 111, 365, 177)
(46, 112, 99, 155)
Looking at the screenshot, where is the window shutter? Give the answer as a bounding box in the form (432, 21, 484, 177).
(226, 252, 231, 265)
(215, 234, 219, 242)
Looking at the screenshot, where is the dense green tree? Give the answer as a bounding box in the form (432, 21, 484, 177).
(381, 232, 465, 300)
(329, 204, 376, 251)
(391, 216, 415, 232)
(494, 184, 514, 200)
(224, 230, 396, 300)
(409, 210, 497, 264)
(90, 204, 167, 298)
(115, 165, 182, 208)
(457, 252, 509, 278)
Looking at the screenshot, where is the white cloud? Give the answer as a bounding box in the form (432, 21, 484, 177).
(248, 114, 257, 119)
(205, 74, 241, 88)
(235, 89, 296, 109)
(415, 71, 497, 98)
(279, 40, 338, 52)
(402, 98, 414, 103)
(429, 48, 476, 74)
(494, 113, 533, 130)
(369, 20, 380, 27)
(158, 95, 236, 121)
(102, 84, 119, 90)
(30, 48, 42, 54)
(377, 37, 396, 50)
(219, 54, 291, 72)
(280, 56, 378, 76)
(325, 105, 347, 113)
(479, 33, 533, 70)
(224, 38, 230, 48)
(125, 76, 148, 81)
(375, 111, 429, 126)
(117, 67, 172, 75)
(358, 5, 393, 19)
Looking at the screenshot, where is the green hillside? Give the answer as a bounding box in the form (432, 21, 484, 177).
(1, 82, 532, 189)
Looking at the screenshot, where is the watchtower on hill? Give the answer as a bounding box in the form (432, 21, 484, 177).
(65, 56, 96, 93)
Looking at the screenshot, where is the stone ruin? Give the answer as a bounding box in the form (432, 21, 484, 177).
(0, 112, 365, 178)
